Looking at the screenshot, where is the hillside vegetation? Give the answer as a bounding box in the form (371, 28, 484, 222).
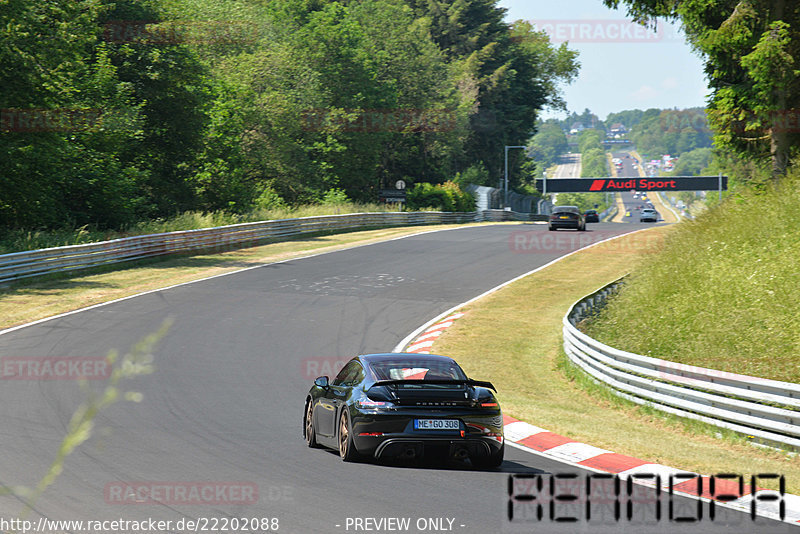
(583, 169, 800, 382)
(1, 0, 578, 232)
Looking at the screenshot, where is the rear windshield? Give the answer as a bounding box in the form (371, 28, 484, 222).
(368, 360, 467, 382)
(553, 206, 579, 214)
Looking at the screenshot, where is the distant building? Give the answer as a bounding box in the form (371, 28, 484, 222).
(609, 123, 627, 135)
(568, 122, 585, 135)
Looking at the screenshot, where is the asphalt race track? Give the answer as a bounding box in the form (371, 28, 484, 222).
(613, 152, 665, 223)
(0, 224, 794, 533)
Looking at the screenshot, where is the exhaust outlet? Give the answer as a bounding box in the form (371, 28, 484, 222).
(403, 446, 417, 458)
(454, 448, 469, 460)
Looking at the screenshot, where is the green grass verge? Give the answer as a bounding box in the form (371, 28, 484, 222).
(582, 171, 800, 383)
(432, 225, 799, 493)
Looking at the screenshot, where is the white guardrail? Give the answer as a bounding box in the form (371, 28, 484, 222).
(564, 278, 800, 451)
(0, 211, 482, 285)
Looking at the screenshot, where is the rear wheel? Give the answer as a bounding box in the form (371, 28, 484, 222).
(548, 226, 555, 231)
(338, 411, 360, 462)
(473, 443, 504, 469)
(304, 400, 320, 448)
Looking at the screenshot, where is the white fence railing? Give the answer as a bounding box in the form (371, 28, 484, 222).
(0, 211, 478, 285)
(480, 210, 549, 222)
(564, 278, 800, 450)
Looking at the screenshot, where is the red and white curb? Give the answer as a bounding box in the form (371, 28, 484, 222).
(405, 313, 464, 354)
(402, 313, 800, 525)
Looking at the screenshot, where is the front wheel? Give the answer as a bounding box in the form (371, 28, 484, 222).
(304, 400, 320, 448)
(338, 411, 361, 462)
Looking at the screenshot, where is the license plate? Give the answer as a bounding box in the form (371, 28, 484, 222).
(559, 215, 569, 219)
(414, 419, 459, 430)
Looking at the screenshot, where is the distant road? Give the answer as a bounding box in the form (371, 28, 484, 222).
(612, 151, 670, 224)
(552, 153, 581, 178)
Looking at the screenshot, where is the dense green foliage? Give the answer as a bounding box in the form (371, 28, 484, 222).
(628, 108, 713, 160)
(667, 147, 713, 176)
(0, 0, 578, 233)
(576, 129, 608, 178)
(604, 109, 646, 130)
(452, 162, 492, 188)
(580, 148, 608, 177)
(584, 169, 800, 382)
(527, 121, 568, 171)
(405, 181, 475, 212)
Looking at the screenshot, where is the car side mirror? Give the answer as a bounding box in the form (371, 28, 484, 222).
(314, 376, 329, 388)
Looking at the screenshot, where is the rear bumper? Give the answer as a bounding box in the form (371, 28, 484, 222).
(349, 410, 503, 460)
(549, 220, 580, 228)
(372, 437, 500, 460)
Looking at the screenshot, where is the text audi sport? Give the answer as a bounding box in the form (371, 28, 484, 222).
(303, 353, 504, 468)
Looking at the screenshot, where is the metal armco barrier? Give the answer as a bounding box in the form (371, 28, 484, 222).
(480, 210, 549, 222)
(0, 212, 479, 285)
(564, 278, 800, 451)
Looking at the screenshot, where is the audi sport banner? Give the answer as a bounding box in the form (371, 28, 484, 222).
(535, 176, 727, 193)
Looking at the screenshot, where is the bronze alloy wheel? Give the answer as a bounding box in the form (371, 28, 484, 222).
(305, 401, 318, 448)
(338, 412, 349, 457)
(338, 411, 359, 461)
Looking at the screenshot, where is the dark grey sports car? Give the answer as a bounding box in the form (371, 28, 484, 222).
(303, 353, 504, 468)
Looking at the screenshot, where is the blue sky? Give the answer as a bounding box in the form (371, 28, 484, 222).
(498, 0, 710, 121)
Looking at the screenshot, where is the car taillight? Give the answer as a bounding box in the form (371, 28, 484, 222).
(466, 423, 503, 442)
(356, 399, 393, 409)
(480, 402, 498, 408)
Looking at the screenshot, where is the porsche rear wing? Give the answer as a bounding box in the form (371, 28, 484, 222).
(369, 379, 496, 392)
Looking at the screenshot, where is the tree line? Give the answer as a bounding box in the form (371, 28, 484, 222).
(0, 0, 578, 231)
(528, 107, 713, 170)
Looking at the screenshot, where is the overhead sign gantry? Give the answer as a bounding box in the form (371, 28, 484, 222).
(535, 175, 727, 193)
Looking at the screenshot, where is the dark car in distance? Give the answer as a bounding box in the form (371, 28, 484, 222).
(584, 209, 600, 223)
(304, 353, 504, 468)
(549, 205, 586, 231)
